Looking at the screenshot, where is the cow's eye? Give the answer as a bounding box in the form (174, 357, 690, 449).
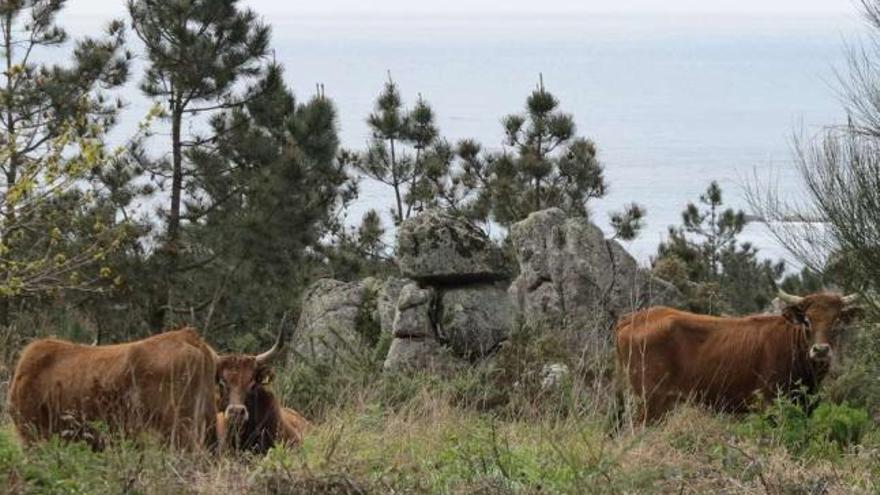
(218, 379, 227, 390)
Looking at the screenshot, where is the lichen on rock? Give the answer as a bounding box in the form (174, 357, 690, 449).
(396, 208, 510, 284)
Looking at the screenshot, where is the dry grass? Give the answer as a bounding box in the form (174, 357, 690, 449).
(1, 321, 878, 494)
(4, 380, 878, 494)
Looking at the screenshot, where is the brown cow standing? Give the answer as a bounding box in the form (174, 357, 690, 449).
(215, 321, 309, 454)
(7, 328, 218, 449)
(615, 291, 859, 423)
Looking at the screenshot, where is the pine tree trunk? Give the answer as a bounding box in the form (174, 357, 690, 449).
(0, 162, 15, 328)
(169, 104, 183, 258)
(0, 16, 15, 327)
(154, 102, 184, 331)
(390, 137, 403, 224)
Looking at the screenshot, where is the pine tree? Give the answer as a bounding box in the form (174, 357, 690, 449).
(356, 209, 387, 260)
(128, 0, 269, 329)
(182, 65, 355, 340)
(403, 95, 439, 216)
(654, 181, 784, 314)
(461, 77, 606, 228)
(680, 181, 745, 278)
(346, 77, 442, 225)
(0, 1, 130, 323)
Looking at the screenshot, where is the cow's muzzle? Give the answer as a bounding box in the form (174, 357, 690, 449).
(809, 344, 832, 362)
(225, 404, 249, 425)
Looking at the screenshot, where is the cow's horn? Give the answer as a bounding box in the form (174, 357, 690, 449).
(255, 312, 290, 364)
(777, 289, 805, 304)
(841, 293, 860, 306)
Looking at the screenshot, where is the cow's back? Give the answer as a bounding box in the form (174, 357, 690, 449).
(279, 407, 310, 446)
(615, 306, 685, 367)
(8, 328, 217, 448)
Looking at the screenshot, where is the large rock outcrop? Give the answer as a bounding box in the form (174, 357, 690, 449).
(383, 337, 457, 372)
(392, 284, 435, 339)
(396, 209, 509, 284)
(437, 284, 515, 359)
(383, 283, 462, 372)
(377, 276, 408, 334)
(291, 278, 377, 363)
(384, 210, 518, 371)
(509, 208, 682, 342)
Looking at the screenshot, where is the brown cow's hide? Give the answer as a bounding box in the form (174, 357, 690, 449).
(615, 293, 855, 423)
(7, 328, 218, 450)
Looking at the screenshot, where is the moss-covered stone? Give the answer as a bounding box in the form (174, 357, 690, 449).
(436, 284, 516, 360)
(291, 278, 377, 364)
(509, 208, 683, 343)
(396, 209, 510, 284)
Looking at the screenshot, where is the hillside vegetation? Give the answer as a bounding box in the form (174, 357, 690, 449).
(2, 320, 879, 494)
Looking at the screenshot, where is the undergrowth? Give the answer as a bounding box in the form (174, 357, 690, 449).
(2, 396, 878, 494)
(1, 320, 879, 494)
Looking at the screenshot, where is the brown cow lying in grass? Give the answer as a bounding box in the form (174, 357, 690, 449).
(216, 406, 310, 454)
(7, 328, 218, 450)
(215, 320, 310, 454)
(7, 322, 308, 454)
(615, 290, 861, 423)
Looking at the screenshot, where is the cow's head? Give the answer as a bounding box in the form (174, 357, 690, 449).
(777, 290, 861, 366)
(216, 319, 288, 427)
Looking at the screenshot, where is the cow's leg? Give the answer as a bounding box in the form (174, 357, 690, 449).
(278, 414, 304, 447)
(641, 393, 676, 424)
(170, 416, 200, 451)
(627, 360, 675, 425)
(214, 413, 230, 454)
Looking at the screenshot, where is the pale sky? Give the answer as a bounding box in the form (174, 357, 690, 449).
(70, 0, 857, 17)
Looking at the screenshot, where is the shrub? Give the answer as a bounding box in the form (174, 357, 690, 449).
(821, 360, 880, 416)
(0, 428, 23, 491)
(810, 402, 871, 449)
(275, 360, 373, 421)
(253, 444, 374, 495)
(276, 320, 389, 421)
(821, 320, 880, 416)
(458, 320, 615, 421)
(20, 437, 112, 494)
(739, 396, 874, 458)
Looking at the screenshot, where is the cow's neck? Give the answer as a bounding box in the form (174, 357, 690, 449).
(238, 387, 279, 453)
(767, 320, 822, 392)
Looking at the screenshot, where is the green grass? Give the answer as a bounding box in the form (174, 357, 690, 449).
(3, 319, 879, 494)
(2, 381, 879, 494)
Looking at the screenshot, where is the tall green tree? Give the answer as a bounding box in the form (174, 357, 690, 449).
(355, 209, 387, 261)
(402, 138, 489, 222)
(128, 0, 269, 329)
(459, 77, 606, 228)
(670, 181, 746, 279)
(346, 78, 441, 225)
(0, 0, 130, 324)
(182, 65, 356, 343)
(654, 181, 784, 314)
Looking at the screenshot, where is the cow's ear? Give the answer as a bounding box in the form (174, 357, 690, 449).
(839, 306, 863, 324)
(258, 367, 275, 385)
(783, 302, 808, 326)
